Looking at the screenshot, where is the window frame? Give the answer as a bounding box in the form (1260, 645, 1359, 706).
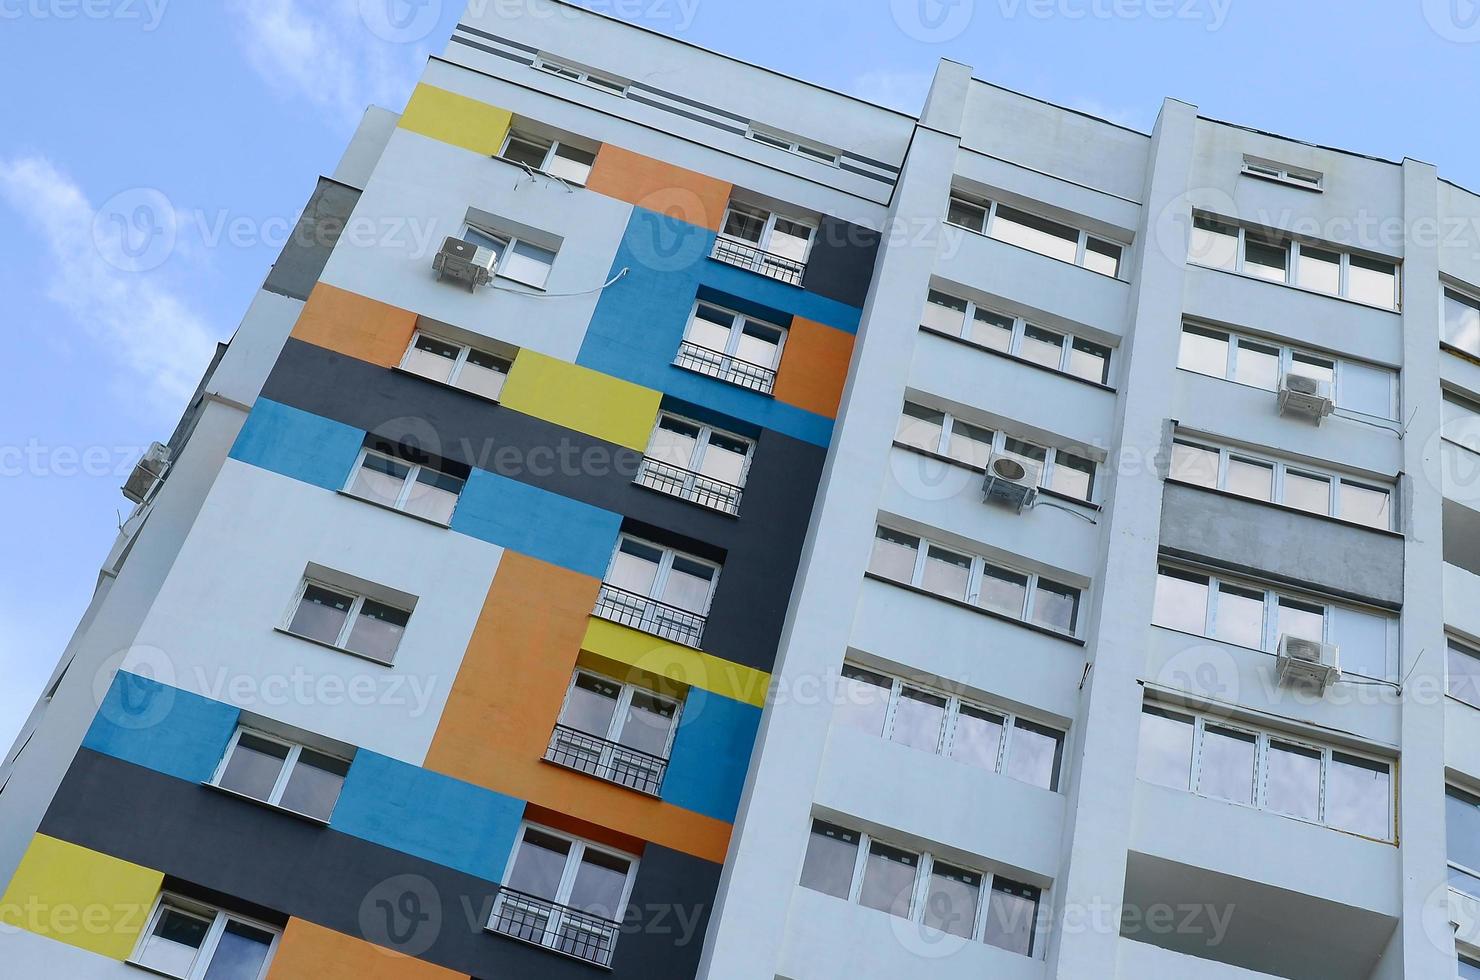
(718, 200, 818, 263)
(532, 56, 629, 96)
(399, 329, 514, 401)
(463, 224, 557, 290)
(744, 125, 841, 166)
(492, 822, 640, 954)
(643, 412, 754, 489)
(344, 445, 465, 524)
(946, 190, 1125, 279)
(208, 727, 349, 821)
(557, 668, 684, 763)
(1240, 156, 1324, 190)
(1447, 637, 1480, 709)
(679, 301, 789, 381)
(605, 534, 721, 617)
(496, 130, 597, 186)
(130, 892, 281, 980)
(281, 578, 413, 664)
(920, 289, 1114, 385)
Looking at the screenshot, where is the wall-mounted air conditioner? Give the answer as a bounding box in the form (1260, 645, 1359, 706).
(122, 442, 171, 504)
(432, 236, 497, 290)
(1278, 372, 1334, 423)
(982, 454, 1040, 513)
(1275, 633, 1341, 694)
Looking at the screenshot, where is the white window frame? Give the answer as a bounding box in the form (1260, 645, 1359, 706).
(719, 200, 818, 263)
(1445, 285, 1480, 356)
(644, 412, 754, 490)
(1241, 156, 1324, 190)
(282, 578, 412, 660)
(399, 330, 513, 400)
(605, 534, 721, 617)
(463, 224, 557, 289)
(920, 290, 1114, 386)
(558, 668, 683, 761)
(496, 130, 597, 186)
(744, 125, 840, 166)
(1447, 785, 1480, 899)
(946, 190, 1125, 279)
(1177, 322, 1400, 420)
(532, 56, 629, 96)
(1448, 637, 1480, 709)
(1188, 213, 1400, 310)
(1168, 437, 1395, 530)
(130, 893, 281, 980)
(492, 823, 639, 945)
(681, 301, 789, 375)
(208, 727, 349, 819)
(1140, 702, 1395, 841)
(344, 445, 464, 523)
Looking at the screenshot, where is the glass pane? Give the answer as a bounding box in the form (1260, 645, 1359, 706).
(991, 205, 1079, 263)
(1233, 341, 1280, 391)
(1031, 580, 1079, 633)
(978, 565, 1029, 618)
(1284, 471, 1331, 515)
(1448, 787, 1480, 886)
(1020, 325, 1064, 369)
(947, 420, 995, 470)
(836, 666, 892, 737)
(999, 437, 1047, 476)
(1244, 233, 1288, 283)
(1084, 238, 1121, 277)
(922, 546, 971, 601)
(277, 749, 348, 821)
(947, 196, 988, 233)
(661, 556, 715, 614)
(1225, 457, 1274, 500)
(503, 241, 554, 289)
(869, 528, 919, 583)
(1462, 956, 1480, 979)
(1137, 707, 1195, 790)
(1068, 338, 1110, 384)
(1278, 599, 1325, 644)
(502, 134, 551, 169)
(1339, 482, 1390, 529)
(507, 830, 572, 901)
(1337, 361, 1394, 419)
(768, 218, 813, 262)
(1049, 452, 1094, 500)
(951, 704, 1004, 772)
(1265, 741, 1321, 822)
(969, 307, 1015, 352)
(1214, 585, 1266, 649)
(1326, 752, 1390, 839)
(889, 687, 946, 753)
(895, 403, 944, 454)
(403, 467, 462, 523)
(923, 863, 981, 939)
(722, 203, 768, 243)
(463, 227, 503, 254)
(1197, 726, 1256, 804)
(219, 733, 289, 801)
(609, 539, 663, 596)
(1347, 255, 1397, 309)
(1178, 326, 1229, 377)
(983, 879, 1039, 957)
(1005, 720, 1062, 791)
(568, 849, 631, 919)
(201, 920, 275, 980)
(563, 673, 621, 736)
(404, 335, 459, 383)
(687, 304, 734, 352)
(288, 584, 352, 644)
(1189, 215, 1238, 271)
(1290, 353, 1335, 388)
(1329, 605, 1390, 681)
(1446, 290, 1480, 355)
(344, 600, 410, 663)
(921, 290, 966, 334)
(1153, 569, 1208, 634)
(457, 350, 510, 401)
(620, 691, 676, 756)
(699, 433, 749, 487)
(859, 842, 918, 919)
(800, 821, 859, 898)
(1169, 443, 1219, 487)
(650, 417, 701, 469)
(735, 321, 783, 369)
(138, 906, 210, 977)
(547, 144, 596, 184)
(1296, 246, 1341, 294)
(348, 452, 409, 507)
(1449, 642, 1480, 708)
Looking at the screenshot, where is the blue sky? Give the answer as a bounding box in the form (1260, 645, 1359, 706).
(1, 0, 1475, 750)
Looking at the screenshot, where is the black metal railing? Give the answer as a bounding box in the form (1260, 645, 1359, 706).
(633, 457, 743, 515)
(489, 888, 622, 968)
(593, 583, 707, 648)
(710, 236, 806, 286)
(672, 340, 777, 395)
(545, 725, 669, 796)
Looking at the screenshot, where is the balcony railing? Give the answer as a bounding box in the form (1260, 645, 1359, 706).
(634, 457, 743, 515)
(489, 888, 622, 968)
(710, 235, 806, 286)
(593, 583, 707, 648)
(673, 340, 777, 395)
(545, 724, 669, 796)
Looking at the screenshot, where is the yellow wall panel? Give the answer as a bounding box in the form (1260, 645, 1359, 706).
(398, 84, 512, 156)
(581, 618, 771, 707)
(500, 350, 661, 451)
(0, 834, 163, 960)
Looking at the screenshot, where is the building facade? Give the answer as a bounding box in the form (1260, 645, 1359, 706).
(2, 2, 1480, 978)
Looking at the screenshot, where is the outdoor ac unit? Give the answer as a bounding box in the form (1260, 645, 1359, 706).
(121, 442, 170, 504)
(432, 236, 496, 290)
(1278, 372, 1334, 423)
(1275, 633, 1341, 694)
(982, 454, 1041, 513)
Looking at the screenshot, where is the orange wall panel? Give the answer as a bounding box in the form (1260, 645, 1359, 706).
(586, 144, 733, 232)
(773, 317, 855, 419)
(267, 918, 463, 980)
(425, 551, 733, 864)
(290, 283, 417, 368)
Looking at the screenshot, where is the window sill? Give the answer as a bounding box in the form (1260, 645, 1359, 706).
(891, 442, 1102, 512)
(944, 219, 1127, 284)
(1147, 623, 1398, 687)
(336, 490, 454, 530)
(918, 326, 1117, 393)
(1441, 340, 1480, 369)
(1163, 477, 1402, 538)
(863, 572, 1085, 646)
(126, 962, 191, 980)
(539, 756, 665, 799)
(487, 152, 589, 190)
(390, 366, 504, 408)
(1240, 169, 1324, 193)
(200, 781, 333, 827)
(272, 627, 397, 668)
(1185, 260, 1401, 314)
(1171, 368, 1402, 431)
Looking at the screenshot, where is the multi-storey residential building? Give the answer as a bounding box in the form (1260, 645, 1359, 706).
(4, 2, 1480, 979)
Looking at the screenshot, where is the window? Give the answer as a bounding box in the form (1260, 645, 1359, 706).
(947, 190, 1123, 278)
(895, 402, 1098, 501)
(497, 131, 597, 185)
(675, 301, 786, 394)
(833, 664, 1065, 791)
(1462, 954, 1480, 979)
(1168, 438, 1394, 529)
(1177, 323, 1398, 419)
(713, 200, 814, 285)
(1447, 287, 1480, 357)
(635, 413, 752, 515)
(533, 56, 628, 95)
(1241, 157, 1323, 190)
(1448, 639, 1480, 708)
(210, 729, 349, 821)
(921, 290, 1113, 384)
(1151, 565, 1395, 680)
(868, 526, 1082, 636)
(800, 819, 1041, 956)
(132, 895, 279, 980)
(491, 825, 635, 968)
(595, 536, 718, 647)
(464, 226, 556, 289)
(1186, 213, 1399, 309)
(1137, 704, 1393, 839)
(345, 446, 464, 525)
(400, 331, 512, 401)
(546, 670, 680, 795)
(745, 125, 840, 166)
(1449, 786, 1480, 898)
(283, 579, 412, 665)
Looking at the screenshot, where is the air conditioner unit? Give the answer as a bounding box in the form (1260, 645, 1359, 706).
(1278, 372, 1334, 423)
(432, 236, 497, 290)
(121, 442, 171, 504)
(1275, 633, 1341, 694)
(982, 454, 1041, 513)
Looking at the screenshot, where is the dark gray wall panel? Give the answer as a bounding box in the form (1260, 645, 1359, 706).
(801, 214, 881, 308)
(262, 179, 362, 301)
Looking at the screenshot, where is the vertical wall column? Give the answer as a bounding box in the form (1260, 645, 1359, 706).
(1045, 98, 1197, 979)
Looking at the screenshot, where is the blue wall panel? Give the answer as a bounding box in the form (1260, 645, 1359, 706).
(451, 469, 622, 577)
(661, 688, 761, 823)
(82, 672, 240, 784)
(228, 398, 363, 491)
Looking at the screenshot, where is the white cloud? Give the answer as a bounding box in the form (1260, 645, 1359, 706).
(227, 0, 432, 120)
(850, 69, 937, 114)
(0, 156, 219, 410)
